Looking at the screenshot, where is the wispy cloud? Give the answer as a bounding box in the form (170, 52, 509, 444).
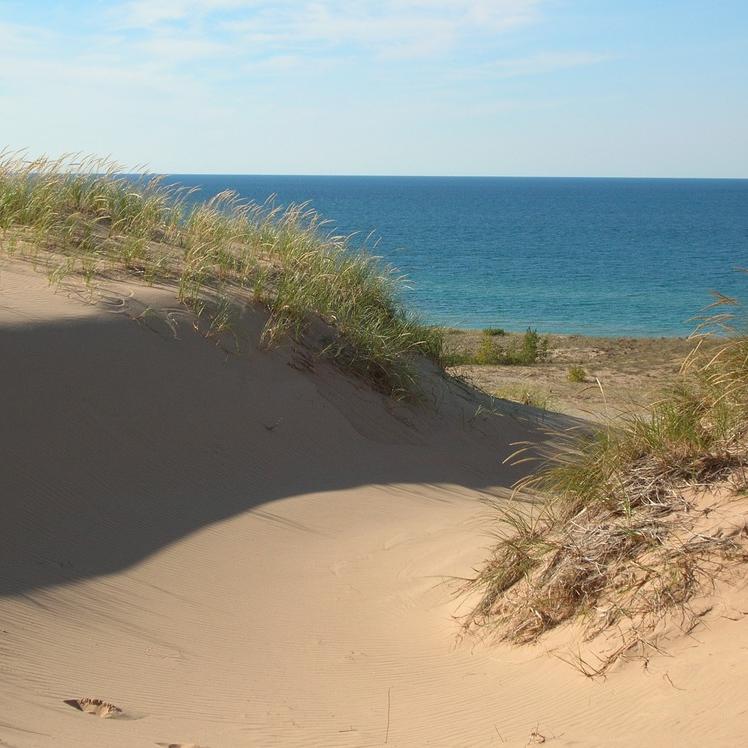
(117, 0, 544, 61)
(0, 2, 608, 94)
(0, 20, 52, 53)
(118, 0, 252, 28)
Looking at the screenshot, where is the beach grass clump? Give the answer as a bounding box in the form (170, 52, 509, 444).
(464, 308, 748, 671)
(567, 365, 587, 382)
(0, 151, 443, 397)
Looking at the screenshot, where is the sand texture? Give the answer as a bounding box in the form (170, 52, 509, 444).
(1, 264, 747, 747)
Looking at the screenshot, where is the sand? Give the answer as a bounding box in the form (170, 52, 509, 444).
(2, 263, 748, 747)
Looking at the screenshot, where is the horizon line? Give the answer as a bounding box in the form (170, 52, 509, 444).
(148, 172, 748, 180)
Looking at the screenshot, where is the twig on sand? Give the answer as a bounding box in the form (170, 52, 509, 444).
(384, 687, 391, 744)
(663, 672, 686, 691)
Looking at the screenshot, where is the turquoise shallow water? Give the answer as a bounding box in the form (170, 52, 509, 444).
(163, 175, 748, 337)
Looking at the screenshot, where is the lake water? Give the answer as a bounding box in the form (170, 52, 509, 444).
(163, 175, 748, 337)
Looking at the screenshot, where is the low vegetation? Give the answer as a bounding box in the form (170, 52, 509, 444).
(567, 365, 587, 382)
(0, 152, 443, 398)
(464, 299, 748, 673)
(445, 327, 549, 366)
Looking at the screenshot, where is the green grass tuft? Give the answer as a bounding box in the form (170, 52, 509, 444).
(567, 365, 587, 382)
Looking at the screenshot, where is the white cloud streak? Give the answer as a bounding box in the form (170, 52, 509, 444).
(118, 0, 252, 28)
(0, 0, 611, 173)
(0, 2, 607, 96)
(117, 0, 544, 60)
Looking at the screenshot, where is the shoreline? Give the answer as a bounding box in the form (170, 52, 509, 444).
(441, 326, 696, 342)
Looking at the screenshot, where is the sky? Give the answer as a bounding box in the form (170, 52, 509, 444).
(0, 0, 746, 176)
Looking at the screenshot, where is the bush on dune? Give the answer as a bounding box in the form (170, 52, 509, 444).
(464, 294, 748, 673)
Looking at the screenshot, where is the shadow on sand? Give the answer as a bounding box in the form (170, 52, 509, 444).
(0, 295, 584, 598)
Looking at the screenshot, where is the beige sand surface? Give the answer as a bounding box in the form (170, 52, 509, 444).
(1, 264, 747, 747)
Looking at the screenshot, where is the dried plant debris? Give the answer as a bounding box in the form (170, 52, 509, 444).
(464, 323, 748, 673)
(64, 697, 124, 719)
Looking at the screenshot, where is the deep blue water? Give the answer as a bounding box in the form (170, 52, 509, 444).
(162, 175, 748, 337)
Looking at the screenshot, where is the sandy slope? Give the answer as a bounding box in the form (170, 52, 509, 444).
(1, 264, 747, 747)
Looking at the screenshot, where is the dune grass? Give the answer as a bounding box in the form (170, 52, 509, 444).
(0, 151, 443, 397)
(464, 297, 748, 672)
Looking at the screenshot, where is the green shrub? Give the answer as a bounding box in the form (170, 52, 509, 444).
(444, 328, 550, 367)
(567, 365, 587, 382)
(474, 335, 505, 364)
(512, 327, 549, 365)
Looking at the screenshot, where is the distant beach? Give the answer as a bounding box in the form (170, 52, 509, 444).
(165, 174, 748, 336)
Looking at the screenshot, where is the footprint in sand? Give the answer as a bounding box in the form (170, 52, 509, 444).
(64, 698, 124, 719)
(156, 743, 209, 748)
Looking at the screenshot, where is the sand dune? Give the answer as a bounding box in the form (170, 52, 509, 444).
(2, 264, 747, 747)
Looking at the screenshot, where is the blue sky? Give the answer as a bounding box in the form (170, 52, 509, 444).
(0, 0, 746, 176)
